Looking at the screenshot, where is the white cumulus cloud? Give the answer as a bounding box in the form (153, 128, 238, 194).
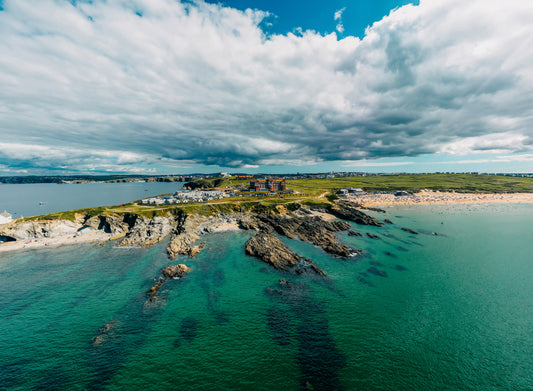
(0, 0, 532, 174)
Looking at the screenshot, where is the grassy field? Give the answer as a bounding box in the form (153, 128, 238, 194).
(288, 174, 533, 194)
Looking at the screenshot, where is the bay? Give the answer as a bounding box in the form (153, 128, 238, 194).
(1, 203, 532, 390)
(0, 182, 184, 218)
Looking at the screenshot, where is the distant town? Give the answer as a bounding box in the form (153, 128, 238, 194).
(1, 171, 533, 184)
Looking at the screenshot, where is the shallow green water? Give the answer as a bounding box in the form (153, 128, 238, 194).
(1, 204, 532, 390)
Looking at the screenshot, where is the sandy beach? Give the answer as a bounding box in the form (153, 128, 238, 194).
(0, 228, 112, 253)
(350, 190, 533, 207)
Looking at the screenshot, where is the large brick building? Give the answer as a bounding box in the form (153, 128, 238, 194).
(249, 178, 286, 192)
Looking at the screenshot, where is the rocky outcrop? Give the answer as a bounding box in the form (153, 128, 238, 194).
(83, 214, 133, 238)
(255, 214, 358, 259)
(148, 263, 191, 300)
(162, 264, 191, 279)
(327, 201, 383, 227)
(0, 219, 82, 241)
(245, 232, 299, 270)
(117, 216, 175, 247)
(245, 232, 326, 275)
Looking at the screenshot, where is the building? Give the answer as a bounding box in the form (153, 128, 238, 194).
(0, 211, 13, 225)
(250, 178, 287, 192)
(348, 188, 365, 195)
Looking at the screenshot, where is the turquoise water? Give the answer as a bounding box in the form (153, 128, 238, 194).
(0, 182, 184, 218)
(1, 203, 532, 390)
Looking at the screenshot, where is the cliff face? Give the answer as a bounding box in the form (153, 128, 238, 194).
(0, 220, 81, 241)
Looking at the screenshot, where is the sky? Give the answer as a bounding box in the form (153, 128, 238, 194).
(1, 0, 533, 176)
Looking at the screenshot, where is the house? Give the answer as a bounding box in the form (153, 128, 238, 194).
(0, 211, 13, 225)
(348, 188, 365, 195)
(250, 178, 286, 192)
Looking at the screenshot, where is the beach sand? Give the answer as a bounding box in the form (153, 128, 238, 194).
(0, 228, 112, 253)
(350, 190, 533, 207)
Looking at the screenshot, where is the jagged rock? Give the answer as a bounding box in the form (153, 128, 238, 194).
(147, 264, 191, 301)
(256, 214, 358, 259)
(401, 227, 418, 235)
(310, 264, 327, 276)
(245, 232, 300, 270)
(118, 216, 175, 247)
(84, 214, 133, 237)
(348, 230, 362, 237)
(161, 264, 191, 279)
(328, 202, 383, 226)
(147, 280, 163, 296)
(167, 214, 234, 258)
(167, 231, 201, 258)
(245, 232, 327, 275)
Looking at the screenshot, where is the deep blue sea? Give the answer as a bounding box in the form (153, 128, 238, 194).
(1, 200, 532, 390)
(0, 182, 184, 218)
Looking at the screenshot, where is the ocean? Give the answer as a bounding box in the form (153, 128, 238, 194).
(1, 202, 532, 390)
(0, 182, 184, 218)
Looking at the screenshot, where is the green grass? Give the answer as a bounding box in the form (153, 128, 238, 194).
(289, 174, 533, 193)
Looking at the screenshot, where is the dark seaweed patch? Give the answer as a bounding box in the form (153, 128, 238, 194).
(179, 317, 198, 342)
(395, 265, 408, 271)
(267, 306, 293, 346)
(368, 267, 388, 277)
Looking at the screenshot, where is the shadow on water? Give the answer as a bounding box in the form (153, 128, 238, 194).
(84, 278, 185, 391)
(265, 281, 347, 390)
(267, 306, 294, 346)
(196, 258, 230, 324)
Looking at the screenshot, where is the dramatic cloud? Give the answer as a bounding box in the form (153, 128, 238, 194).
(0, 0, 532, 173)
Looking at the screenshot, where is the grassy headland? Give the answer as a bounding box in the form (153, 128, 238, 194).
(20, 173, 533, 221)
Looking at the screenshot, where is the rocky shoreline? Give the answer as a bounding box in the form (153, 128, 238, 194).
(0, 200, 392, 299)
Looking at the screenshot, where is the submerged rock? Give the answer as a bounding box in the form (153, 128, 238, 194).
(384, 219, 394, 224)
(401, 227, 418, 235)
(395, 265, 408, 271)
(348, 230, 362, 237)
(366, 233, 380, 239)
(368, 267, 388, 277)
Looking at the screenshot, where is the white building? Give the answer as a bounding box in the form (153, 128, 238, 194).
(0, 211, 13, 225)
